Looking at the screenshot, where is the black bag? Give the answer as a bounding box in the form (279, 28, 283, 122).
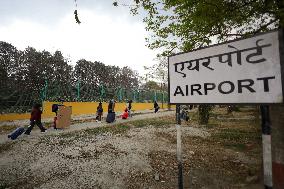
(106, 112, 115, 123)
(8, 127, 25, 140)
(52, 104, 59, 112)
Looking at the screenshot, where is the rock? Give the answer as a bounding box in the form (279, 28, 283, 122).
(246, 175, 258, 183)
(154, 173, 160, 181)
(189, 151, 195, 155)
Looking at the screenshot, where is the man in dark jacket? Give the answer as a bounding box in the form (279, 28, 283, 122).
(25, 104, 46, 135)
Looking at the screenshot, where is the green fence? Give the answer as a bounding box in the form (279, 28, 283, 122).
(0, 80, 168, 114)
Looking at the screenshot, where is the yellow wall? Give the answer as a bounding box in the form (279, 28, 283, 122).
(0, 101, 167, 121)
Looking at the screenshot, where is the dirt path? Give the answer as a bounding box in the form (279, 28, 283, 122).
(0, 110, 174, 144)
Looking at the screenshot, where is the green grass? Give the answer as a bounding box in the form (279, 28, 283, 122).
(126, 116, 175, 128)
(60, 116, 174, 138)
(213, 128, 260, 141)
(212, 127, 261, 152)
(224, 143, 247, 151)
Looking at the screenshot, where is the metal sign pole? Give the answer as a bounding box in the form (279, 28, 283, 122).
(176, 105, 183, 189)
(260, 105, 273, 189)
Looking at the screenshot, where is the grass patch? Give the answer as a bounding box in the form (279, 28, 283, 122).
(213, 128, 261, 141)
(0, 141, 17, 153)
(127, 116, 175, 128)
(224, 143, 247, 152)
(205, 123, 219, 128)
(212, 127, 261, 153)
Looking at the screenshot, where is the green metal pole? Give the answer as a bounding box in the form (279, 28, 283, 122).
(77, 79, 80, 101)
(162, 91, 164, 109)
(120, 88, 122, 102)
(118, 87, 123, 102)
(44, 79, 48, 100)
(133, 90, 136, 102)
(100, 84, 105, 101)
(41, 79, 48, 112)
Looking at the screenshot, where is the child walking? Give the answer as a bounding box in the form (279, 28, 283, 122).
(96, 102, 103, 122)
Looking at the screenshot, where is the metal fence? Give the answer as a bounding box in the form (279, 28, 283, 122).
(0, 80, 168, 114)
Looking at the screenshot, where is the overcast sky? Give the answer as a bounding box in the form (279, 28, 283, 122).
(0, 0, 158, 75)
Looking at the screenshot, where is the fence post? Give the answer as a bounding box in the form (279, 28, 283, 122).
(77, 79, 80, 101)
(44, 79, 48, 100)
(40, 79, 48, 111)
(99, 84, 105, 101)
(154, 90, 157, 102)
(162, 90, 164, 109)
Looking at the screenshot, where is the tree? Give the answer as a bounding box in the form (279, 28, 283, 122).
(73, 59, 140, 101)
(0, 41, 21, 112)
(118, 66, 139, 89)
(142, 80, 161, 90)
(144, 56, 167, 84)
(120, 0, 284, 124)
(126, 0, 283, 56)
(0, 41, 19, 88)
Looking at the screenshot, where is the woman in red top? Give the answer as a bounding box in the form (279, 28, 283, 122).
(25, 104, 47, 135)
(121, 108, 129, 119)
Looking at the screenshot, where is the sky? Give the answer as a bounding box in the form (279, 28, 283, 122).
(0, 0, 158, 75)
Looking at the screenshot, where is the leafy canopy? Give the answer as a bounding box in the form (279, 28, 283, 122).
(118, 0, 284, 55)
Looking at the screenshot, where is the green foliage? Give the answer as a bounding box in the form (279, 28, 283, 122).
(122, 0, 284, 125)
(142, 80, 160, 90)
(127, 0, 283, 56)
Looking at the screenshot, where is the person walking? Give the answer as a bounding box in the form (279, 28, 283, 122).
(96, 102, 103, 122)
(106, 99, 116, 123)
(127, 99, 133, 117)
(108, 99, 115, 113)
(25, 104, 47, 135)
(154, 101, 160, 113)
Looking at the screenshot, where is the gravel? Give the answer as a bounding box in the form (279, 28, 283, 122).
(0, 110, 210, 189)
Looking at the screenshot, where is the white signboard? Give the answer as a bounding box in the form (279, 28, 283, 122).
(168, 30, 284, 104)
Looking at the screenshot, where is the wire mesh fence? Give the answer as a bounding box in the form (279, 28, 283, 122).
(0, 80, 168, 114)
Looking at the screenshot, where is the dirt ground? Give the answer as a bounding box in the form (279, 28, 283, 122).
(0, 107, 263, 189)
